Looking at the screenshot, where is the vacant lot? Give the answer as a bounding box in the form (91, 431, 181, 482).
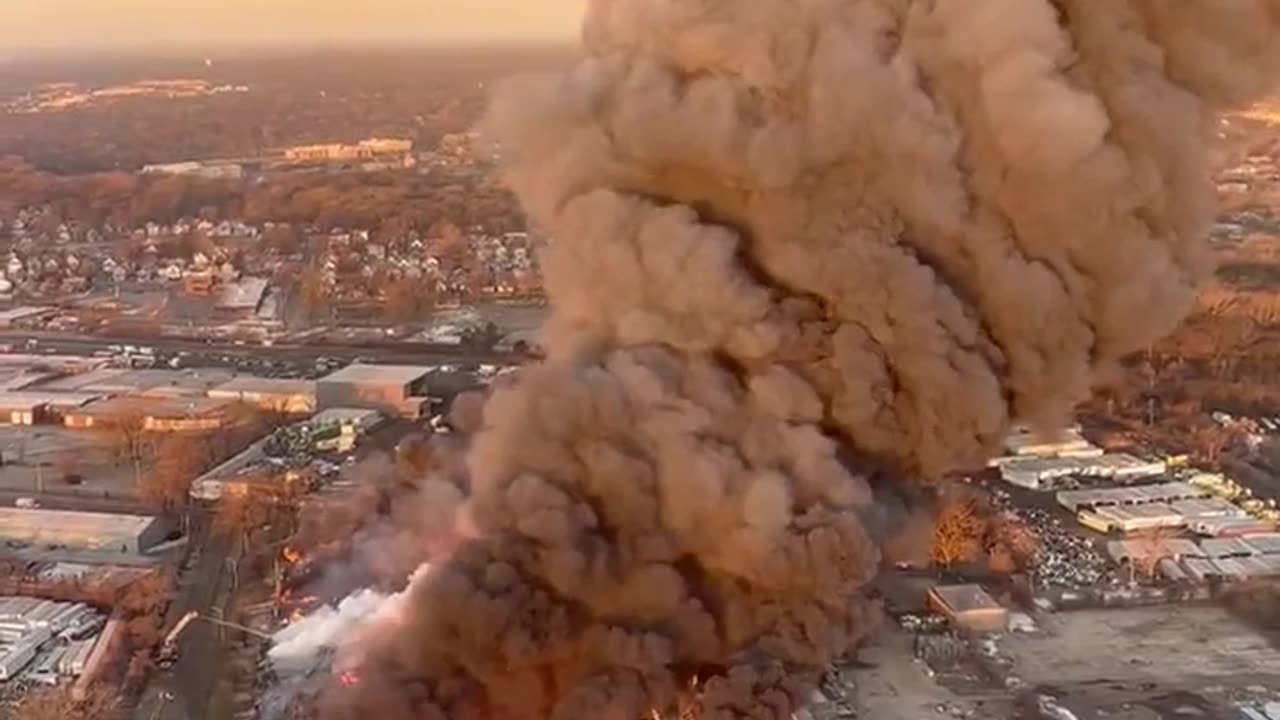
(1000, 603, 1280, 718)
(0, 424, 136, 498)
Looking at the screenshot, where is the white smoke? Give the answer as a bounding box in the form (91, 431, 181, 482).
(269, 564, 433, 675)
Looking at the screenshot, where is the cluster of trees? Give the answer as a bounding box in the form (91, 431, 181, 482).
(94, 402, 294, 511)
(0, 157, 526, 235)
(930, 490, 1040, 574)
(0, 46, 573, 174)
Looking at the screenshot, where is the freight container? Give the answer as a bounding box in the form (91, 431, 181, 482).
(31, 646, 66, 685)
(0, 637, 41, 680)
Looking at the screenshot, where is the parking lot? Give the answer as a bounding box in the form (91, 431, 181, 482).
(0, 425, 136, 499)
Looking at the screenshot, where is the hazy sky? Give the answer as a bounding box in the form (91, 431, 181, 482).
(2, 0, 587, 48)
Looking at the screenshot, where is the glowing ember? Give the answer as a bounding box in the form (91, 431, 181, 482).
(282, 546, 303, 564)
(338, 670, 360, 687)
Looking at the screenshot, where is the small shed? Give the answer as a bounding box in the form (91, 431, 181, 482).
(926, 584, 1008, 634)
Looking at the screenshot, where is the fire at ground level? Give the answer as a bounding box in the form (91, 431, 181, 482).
(254, 579, 1280, 720)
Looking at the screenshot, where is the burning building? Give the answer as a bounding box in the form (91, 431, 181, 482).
(307, 2, 1280, 720)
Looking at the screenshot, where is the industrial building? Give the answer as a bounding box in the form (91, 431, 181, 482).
(1060, 482, 1258, 534)
(1106, 537, 1203, 565)
(309, 407, 384, 452)
(63, 395, 237, 431)
(1079, 504, 1186, 533)
(0, 391, 99, 424)
(216, 276, 270, 319)
(996, 453, 1167, 490)
(0, 306, 57, 329)
(0, 596, 105, 685)
(208, 376, 317, 413)
(0, 507, 167, 554)
(1001, 425, 1100, 458)
(140, 161, 244, 180)
(1108, 532, 1280, 583)
(283, 137, 413, 164)
(1191, 516, 1276, 537)
(1057, 481, 1210, 513)
(1078, 496, 1251, 534)
(60, 367, 237, 398)
(926, 584, 1008, 634)
(316, 363, 434, 419)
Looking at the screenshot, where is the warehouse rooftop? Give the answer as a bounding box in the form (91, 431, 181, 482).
(0, 507, 157, 546)
(210, 376, 316, 396)
(319, 363, 436, 386)
(1057, 481, 1209, 511)
(927, 584, 1002, 614)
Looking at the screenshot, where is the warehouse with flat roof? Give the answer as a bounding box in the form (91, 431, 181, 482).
(316, 363, 434, 419)
(927, 584, 1008, 634)
(207, 376, 316, 413)
(0, 507, 167, 554)
(1057, 481, 1209, 512)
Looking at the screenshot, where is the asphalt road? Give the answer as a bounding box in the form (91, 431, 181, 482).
(0, 330, 521, 368)
(0, 487, 150, 515)
(134, 511, 233, 720)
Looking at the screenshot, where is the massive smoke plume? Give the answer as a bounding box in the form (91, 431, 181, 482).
(328, 1, 1280, 718)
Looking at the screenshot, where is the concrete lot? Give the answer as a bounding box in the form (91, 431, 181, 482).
(1002, 604, 1280, 686)
(999, 604, 1280, 718)
(833, 628, 999, 720)
(818, 603, 1280, 720)
(0, 424, 138, 498)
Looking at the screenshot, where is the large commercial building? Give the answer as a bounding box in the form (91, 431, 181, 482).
(207, 376, 317, 413)
(0, 507, 167, 554)
(63, 396, 236, 432)
(283, 138, 413, 164)
(140, 161, 244, 180)
(316, 364, 434, 419)
(0, 391, 99, 425)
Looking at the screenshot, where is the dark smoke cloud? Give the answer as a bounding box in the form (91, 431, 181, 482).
(329, 1, 1280, 718)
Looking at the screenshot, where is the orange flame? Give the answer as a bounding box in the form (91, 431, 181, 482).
(282, 546, 302, 564)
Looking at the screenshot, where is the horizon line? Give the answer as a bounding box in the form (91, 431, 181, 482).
(0, 37, 580, 60)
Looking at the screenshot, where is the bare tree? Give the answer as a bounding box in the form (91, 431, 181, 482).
(931, 495, 983, 569)
(1129, 526, 1179, 582)
(102, 409, 152, 488)
(383, 276, 436, 323)
(140, 433, 209, 521)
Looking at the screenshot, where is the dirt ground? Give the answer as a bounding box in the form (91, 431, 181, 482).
(1001, 604, 1280, 688)
(828, 628, 1007, 720)
(819, 603, 1280, 720)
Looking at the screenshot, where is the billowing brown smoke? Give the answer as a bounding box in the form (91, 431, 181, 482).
(328, 1, 1280, 718)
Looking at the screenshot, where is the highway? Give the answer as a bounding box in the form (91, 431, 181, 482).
(0, 330, 523, 369)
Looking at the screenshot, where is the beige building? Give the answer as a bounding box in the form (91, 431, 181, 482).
(63, 396, 235, 432)
(207, 376, 317, 414)
(927, 585, 1008, 634)
(283, 137, 412, 164)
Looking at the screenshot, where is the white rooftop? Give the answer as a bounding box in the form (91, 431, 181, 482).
(0, 507, 157, 546)
(311, 407, 382, 424)
(1057, 481, 1208, 510)
(211, 376, 316, 396)
(217, 276, 269, 310)
(0, 306, 54, 323)
(320, 363, 435, 386)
